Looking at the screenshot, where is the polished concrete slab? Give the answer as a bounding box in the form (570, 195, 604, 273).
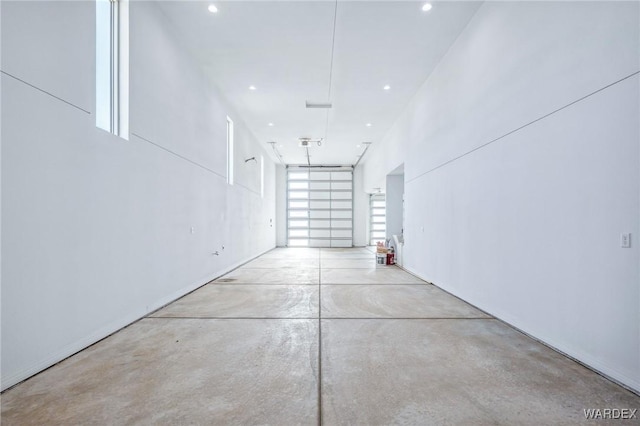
(321, 247, 374, 257)
(260, 247, 319, 259)
(321, 267, 425, 284)
(3, 247, 638, 425)
(1, 319, 318, 425)
(151, 284, 319, 318)
(322, 247, 371, 252)
(321, 284, 490, 318)
(320, 251, 374, 259)
(215, 267, 319, 284)
(242, 257, 320, 269)
(321, 258, 376, 269)
(321, 319, 639, 425)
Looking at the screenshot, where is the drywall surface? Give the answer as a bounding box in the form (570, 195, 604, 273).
(0, 0, 3, 383)
(352, 166, 367, 247)
(276, 165, 287, 246)
(385, 174, 404, 241)
(1, 1, 276, 390)
(363, 1, 640, 391)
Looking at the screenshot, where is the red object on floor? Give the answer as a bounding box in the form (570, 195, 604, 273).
(387, 253, 395, 265)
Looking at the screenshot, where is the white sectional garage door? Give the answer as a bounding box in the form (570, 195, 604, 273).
(287, 166, 353, 247)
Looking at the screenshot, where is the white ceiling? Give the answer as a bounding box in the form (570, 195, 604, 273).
(156, 1, 481, 166)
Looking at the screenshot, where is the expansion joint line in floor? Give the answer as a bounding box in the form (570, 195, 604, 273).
(144, 316, 492, 320)
(318, 249, 323, 426)
(145, 316, 320, 320)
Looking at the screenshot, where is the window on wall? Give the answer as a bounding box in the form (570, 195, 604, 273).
(370, 193, 386, 246)
(96, 0, 129, 139)
(226, 117, 234, 185)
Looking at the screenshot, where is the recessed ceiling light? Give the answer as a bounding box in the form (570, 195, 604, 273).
(422, 3, 432, 12)
(208, 4, 218, 13)
(366, 123, 372, 127)
(279, 145, 283, 148)
(383, 85, 391, 90)
(249, 85, 257, 91)
(357, 144, 361, 148)
(268, 123, 274, 126)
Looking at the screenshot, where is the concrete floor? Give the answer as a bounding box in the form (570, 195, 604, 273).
(2, 247, 639, 425)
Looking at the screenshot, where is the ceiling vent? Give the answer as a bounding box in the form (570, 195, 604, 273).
(305, 101, 332, 109)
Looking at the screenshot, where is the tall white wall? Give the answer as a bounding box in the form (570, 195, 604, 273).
(363, 1, 640, 392)
(0, 0, 4, 380)
(1, 1, 276, 390)
(275, 165, 287, 246)
(352, 166, 368, 247)
(385, 174, 404, 241)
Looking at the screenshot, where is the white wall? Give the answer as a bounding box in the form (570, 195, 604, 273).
(385, 174, 404, 241)
(0, 0, 4, 382)
(352, 166, 368, 247)
(363, 1, 640, 392)
(1, 1, 276, 390)
(275, 165, 287, 246)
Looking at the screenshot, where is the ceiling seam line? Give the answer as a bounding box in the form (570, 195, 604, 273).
(327, 0, 338, 100)
(324, 0, 339, 147)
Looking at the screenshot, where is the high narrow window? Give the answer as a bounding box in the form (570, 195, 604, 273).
(96, 0, 129, 139)
(226, 117, 234, 185)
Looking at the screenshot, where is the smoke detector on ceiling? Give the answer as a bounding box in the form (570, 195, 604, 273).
(299, 137, 323, 147)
